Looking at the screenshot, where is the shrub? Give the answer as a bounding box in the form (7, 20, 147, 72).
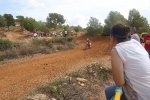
(32, 38, 53, 46)
(0, 32, 6, 38)
(3, 49, 18, 59)
(66, 36, 74, 42)
(19, 47, 34, 56)
(0, 39, 12, 51)
(57, 45, 63, 51)
(0, 55, 4, 61)
(53, 37, 66, 44)
(66, 42, 75, 49)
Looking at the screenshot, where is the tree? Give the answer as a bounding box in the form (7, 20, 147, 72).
(35, 21, 49, 33)
(74, 25, 82, 32)
(102, 11, 127, 36)
(86, 17, 103, 36)
(3, 14, 15, 30)
(73, 25, 82, 36)
(46, 13, 65, 30)
(16, 15, 25, 32)
(128, 9, 149, 33)
(23, 17, 37, 32)
(0, 15, 6, 27)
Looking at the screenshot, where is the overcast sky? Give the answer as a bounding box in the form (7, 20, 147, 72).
(0, 0, 150, 28)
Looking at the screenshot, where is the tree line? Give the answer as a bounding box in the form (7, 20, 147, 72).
(0, 8, 149, 36)
(87, 9, 150, 36)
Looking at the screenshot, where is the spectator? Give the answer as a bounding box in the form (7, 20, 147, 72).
(60, 31, 63, 37)
(105, 23, 150, 100)
(54, 31, 57, 37)
(144, 29, 150, 56)
(130, 27, 140, 43)
(64, 30, 67, 37)
(33, 33, 37, 38)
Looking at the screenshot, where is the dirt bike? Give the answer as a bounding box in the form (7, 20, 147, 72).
(85, 42, 91, 50)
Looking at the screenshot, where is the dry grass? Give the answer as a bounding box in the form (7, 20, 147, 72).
(0, 37, 78, 62)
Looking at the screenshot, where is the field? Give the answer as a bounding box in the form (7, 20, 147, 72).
(0, 30, 113, 100)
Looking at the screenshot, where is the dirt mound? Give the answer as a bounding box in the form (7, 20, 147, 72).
(0, 36, 112, 100)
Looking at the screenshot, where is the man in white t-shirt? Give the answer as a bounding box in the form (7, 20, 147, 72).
(64, 31, 67, 37)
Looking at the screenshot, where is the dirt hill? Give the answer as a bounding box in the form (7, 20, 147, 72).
(0, 31, 112, 100)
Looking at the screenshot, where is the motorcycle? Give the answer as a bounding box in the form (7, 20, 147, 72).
(85, 42, 91, 50)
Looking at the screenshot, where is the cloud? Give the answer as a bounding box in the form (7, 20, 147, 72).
(66, 14, 89, 28)
(26, 0, 45, 9)
(0, 0, 150, 28)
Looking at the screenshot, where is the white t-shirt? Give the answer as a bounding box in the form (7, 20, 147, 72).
(65, 31, 67, 34)
(115, 39, 150, 100)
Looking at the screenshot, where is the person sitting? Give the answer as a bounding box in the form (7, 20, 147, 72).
(105, 23, 150, 100)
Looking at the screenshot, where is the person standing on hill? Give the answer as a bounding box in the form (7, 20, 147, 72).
(54, 31, 57, 37)
(60, 31, 63, 37)
(105, 23, 150, 100)
(130, 27, 140, 43)
(64, 30, 67, 37)
(144, 29, 150, 55)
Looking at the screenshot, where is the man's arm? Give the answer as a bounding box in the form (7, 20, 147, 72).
(145, 40, 150, 45)
(111, 49, 125, 86)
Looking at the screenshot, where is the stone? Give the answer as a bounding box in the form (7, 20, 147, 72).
(76, 77, 87, 82)
(27, 94, 49, 100)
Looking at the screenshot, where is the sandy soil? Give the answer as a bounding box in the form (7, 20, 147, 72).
(0, 32, 112, 100)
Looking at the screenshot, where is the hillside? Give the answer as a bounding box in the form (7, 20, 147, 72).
(0, 30, 112, 100)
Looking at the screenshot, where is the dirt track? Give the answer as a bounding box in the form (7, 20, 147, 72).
(0, 35, 112, 100)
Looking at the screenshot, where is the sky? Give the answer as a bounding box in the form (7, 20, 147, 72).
(0, 0, 150, 28)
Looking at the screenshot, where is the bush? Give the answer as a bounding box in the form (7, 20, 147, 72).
(19, 47, 34, 56)
(57, 45, 63, 51)
(3, 49, 18, 59)
(0, 39, 12, 51)
(0, 32, 6, 38)
(32, 38, 53, 46)
(53, 37, 66, 44)
(0, 55, 4, 61)
(66, 36, 74, 42)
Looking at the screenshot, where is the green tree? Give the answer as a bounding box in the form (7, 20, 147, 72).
(102, 11, 127, 36)
(16, 15, 25, 32)
(74, 25, 82, 32)
(3, 14, 15, 31)
(23, 17, 37, 32)
(46, 13, 65, 30)
(128, 9, 149, 33)
(86, 17, 103, 36)
(35, 21, 49, 33)
(73, 25, 82, 36)
(0, 15, 6, 27)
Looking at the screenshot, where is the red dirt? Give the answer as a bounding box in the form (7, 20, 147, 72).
(0, 35, 112, 100)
